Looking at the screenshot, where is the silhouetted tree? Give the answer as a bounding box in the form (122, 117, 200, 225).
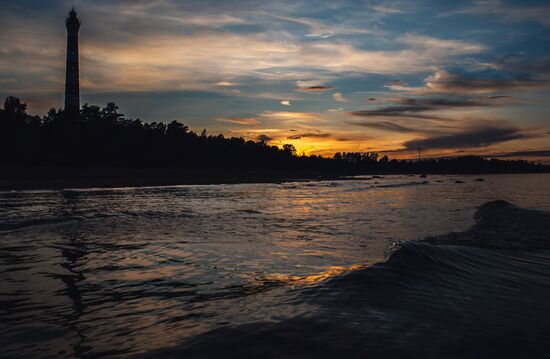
(4, 96, 27, 114)
(0, 96, 547, 174)
(282, 144, 297, 156)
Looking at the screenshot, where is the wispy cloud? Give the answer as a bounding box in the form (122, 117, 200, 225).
(372, 5, 402, 14)
(288, 133, 331, 140)
(399, 34, 487, 56)
(216, 117, 259, 125)
(261, 111, 320, 121)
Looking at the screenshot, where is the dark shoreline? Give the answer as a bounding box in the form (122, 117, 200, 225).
(0, 166, 347, 191)
(1, 165, 548, 191)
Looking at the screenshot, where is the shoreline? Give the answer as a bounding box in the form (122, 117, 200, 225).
(1, 165, 548, 191)
(0, 166, 346, 191)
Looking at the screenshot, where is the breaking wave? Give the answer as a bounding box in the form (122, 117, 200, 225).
(141, 201, 550, 359)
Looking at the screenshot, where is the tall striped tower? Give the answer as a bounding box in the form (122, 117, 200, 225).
(64, 8, 81, 120)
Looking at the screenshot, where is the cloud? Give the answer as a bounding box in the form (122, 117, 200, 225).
(425, 70, 548, 94)
(403, 126, 528, 150)
(217, 81, 238, 86)
(397, 97, 495, 107)
(297, 85, 335, 92)
(257, 134, 272, 142)
(280, 100, 291, 106)
(386, 69, 549, 95)
(350, 106, 449, 120)
(399, 34, 487, 55)
(349, 96, 493, 120)
(367, 98, 377, 103)
(372, 5, 402, 14)
(261, 111, 319, 121)
(216, 117, 259, 125)
(445, 1, 550, 26)
(0, 2, 491, 97)
(265, 12, 374, 39)
(333, 92, 348, 102)
(287, 133, 331, 140)
(349, 121, 419, 133)
(384, 80, 410, 91)
(388, 80, 404, 86)
(350, 106, 438, 119)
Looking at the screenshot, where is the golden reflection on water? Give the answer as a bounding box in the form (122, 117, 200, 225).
(264, 264, 367, 285)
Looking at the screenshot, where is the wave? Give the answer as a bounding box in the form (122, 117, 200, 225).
(139, 201, 550, 359)
(420, 200, 550, 250)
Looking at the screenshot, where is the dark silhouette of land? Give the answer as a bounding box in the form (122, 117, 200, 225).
(0, 96, 548, 190)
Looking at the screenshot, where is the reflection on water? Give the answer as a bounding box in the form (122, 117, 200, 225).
(0, 174, 549, 358)
(263, 264, 368, 285)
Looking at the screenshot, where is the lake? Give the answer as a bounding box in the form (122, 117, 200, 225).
(1, 174, 549, 358)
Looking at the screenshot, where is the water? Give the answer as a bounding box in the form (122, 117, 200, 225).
(1, 174, 549, 358)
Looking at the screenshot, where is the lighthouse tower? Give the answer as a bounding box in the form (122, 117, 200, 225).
(64, 9, 81, 120)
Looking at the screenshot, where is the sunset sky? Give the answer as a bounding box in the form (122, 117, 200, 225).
(1, 0, 549, 161)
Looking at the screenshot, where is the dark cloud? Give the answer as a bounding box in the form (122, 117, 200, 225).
(425, 70, 548, 94)
(351, 106, 437, 119)
(398, 97, 491, 107)
(287, 133, 331, 140)
(403, 126, 528, 150)
(486, 95, 513, 100)
(257, 134, 272, 142)
(350, 96, 499, 120)
(350, 104, 453, 120)
(297, 86, 335, 92)
(387, 80, 404, 87)
(347, 121, 418, 133)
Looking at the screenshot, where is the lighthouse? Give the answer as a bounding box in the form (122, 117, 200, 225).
(64, 8, 81, 120)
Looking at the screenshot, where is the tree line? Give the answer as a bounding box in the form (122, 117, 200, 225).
(0, 96, 547, 174)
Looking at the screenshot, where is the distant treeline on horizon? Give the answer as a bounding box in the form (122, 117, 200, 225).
(1, 96, 547, 174)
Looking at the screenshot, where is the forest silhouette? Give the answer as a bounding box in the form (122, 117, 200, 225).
(1, 96, 547, 175)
